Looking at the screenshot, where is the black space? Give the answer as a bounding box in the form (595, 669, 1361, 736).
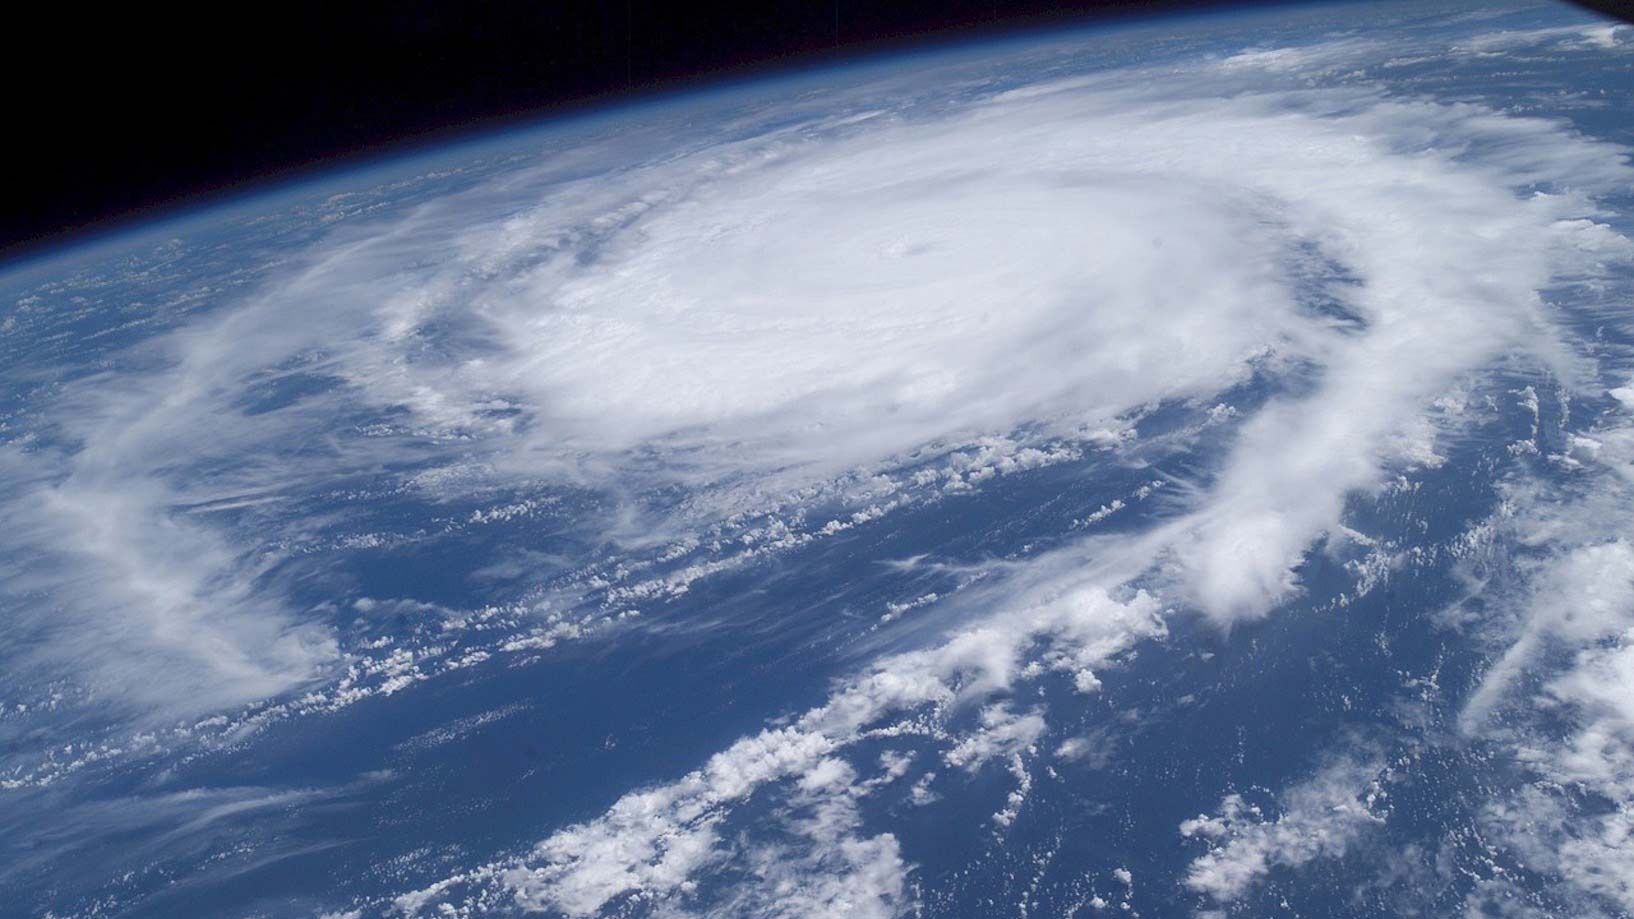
(9, 0, 1632, 262)
(4, 0, 1297, 261)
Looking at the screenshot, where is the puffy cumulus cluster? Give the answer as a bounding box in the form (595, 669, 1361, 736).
(395, 582, 1163, 918)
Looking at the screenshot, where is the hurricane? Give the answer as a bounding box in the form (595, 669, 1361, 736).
(3, 2, 1634, 917)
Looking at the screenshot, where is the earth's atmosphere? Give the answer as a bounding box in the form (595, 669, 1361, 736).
(4, 1, 1634, 917)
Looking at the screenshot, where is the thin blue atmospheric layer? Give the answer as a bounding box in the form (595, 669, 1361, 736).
(3, 2, 1634, 918)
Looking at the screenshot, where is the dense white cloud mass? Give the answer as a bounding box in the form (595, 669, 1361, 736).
(3, 2, 1634, 917)
(7, 48, 1627, 717)
(346, 23, 1628, 919)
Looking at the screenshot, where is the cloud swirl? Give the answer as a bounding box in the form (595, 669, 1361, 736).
(3, 4, 1633, 917)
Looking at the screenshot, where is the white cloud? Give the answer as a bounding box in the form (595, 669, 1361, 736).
(1180, 755, 1389, 904)
(394, 582, 1161, 916)
(1453, 22, 1634, 55)
(4, 12, 1627, 733)
(944, 704, 1046, 771)
(1460, 539, 1634, 731)
(703, 759, 911, 919)
(1453, 362, 1634, 915)
(0, 451, 337, 718)
(3, 7, 1634, 915)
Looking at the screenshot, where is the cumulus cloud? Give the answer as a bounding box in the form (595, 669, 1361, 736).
(0, 448, 337, 718)
(393, 582, 1161, 916)
(1179, 755, 1389, 904)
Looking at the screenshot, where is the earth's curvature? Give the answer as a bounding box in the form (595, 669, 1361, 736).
(4, 1, 1634, 917)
